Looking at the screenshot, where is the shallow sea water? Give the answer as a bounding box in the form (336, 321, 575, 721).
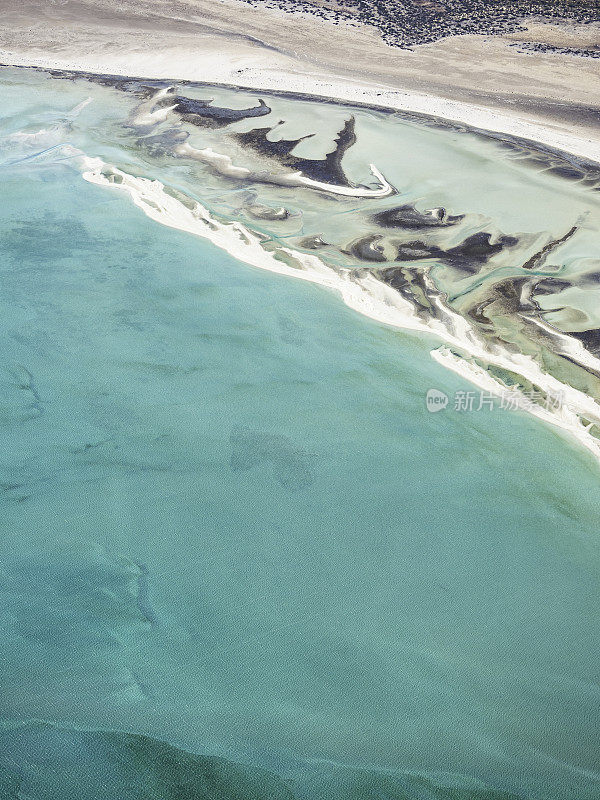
(0, 68, 600, 800)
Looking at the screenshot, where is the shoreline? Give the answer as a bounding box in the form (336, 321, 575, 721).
(78, 155, 600, 465)
(2, 53, 600, 170)
(3, 57, 600, 460)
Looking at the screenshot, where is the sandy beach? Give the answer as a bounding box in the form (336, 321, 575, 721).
(1, 0, 599, 164)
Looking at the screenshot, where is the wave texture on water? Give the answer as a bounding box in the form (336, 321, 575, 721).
(0, 721, 527, 800)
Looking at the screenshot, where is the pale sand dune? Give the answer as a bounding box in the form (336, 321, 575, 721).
(0, 0, 599, 163)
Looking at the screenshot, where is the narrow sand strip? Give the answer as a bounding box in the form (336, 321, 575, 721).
(79, 155, 600, 463)
(2, 49, 600, 168)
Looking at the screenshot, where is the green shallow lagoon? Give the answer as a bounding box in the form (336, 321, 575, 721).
(0, 68, 600, 800)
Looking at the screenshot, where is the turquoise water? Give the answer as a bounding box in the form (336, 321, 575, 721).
(1, 69, 600, 799)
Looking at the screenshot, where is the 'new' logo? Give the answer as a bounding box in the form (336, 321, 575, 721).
(426, 388, 448, 412)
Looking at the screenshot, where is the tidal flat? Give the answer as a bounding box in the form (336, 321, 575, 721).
(0, 65, 599, 800)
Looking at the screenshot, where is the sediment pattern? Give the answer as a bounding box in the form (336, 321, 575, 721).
(40, 65, 600, 458)
(2, 66, 600, 800)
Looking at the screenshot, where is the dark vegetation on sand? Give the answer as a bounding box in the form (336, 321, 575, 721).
(240, 0, 600, 48)
(235, 116, 357, 184)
